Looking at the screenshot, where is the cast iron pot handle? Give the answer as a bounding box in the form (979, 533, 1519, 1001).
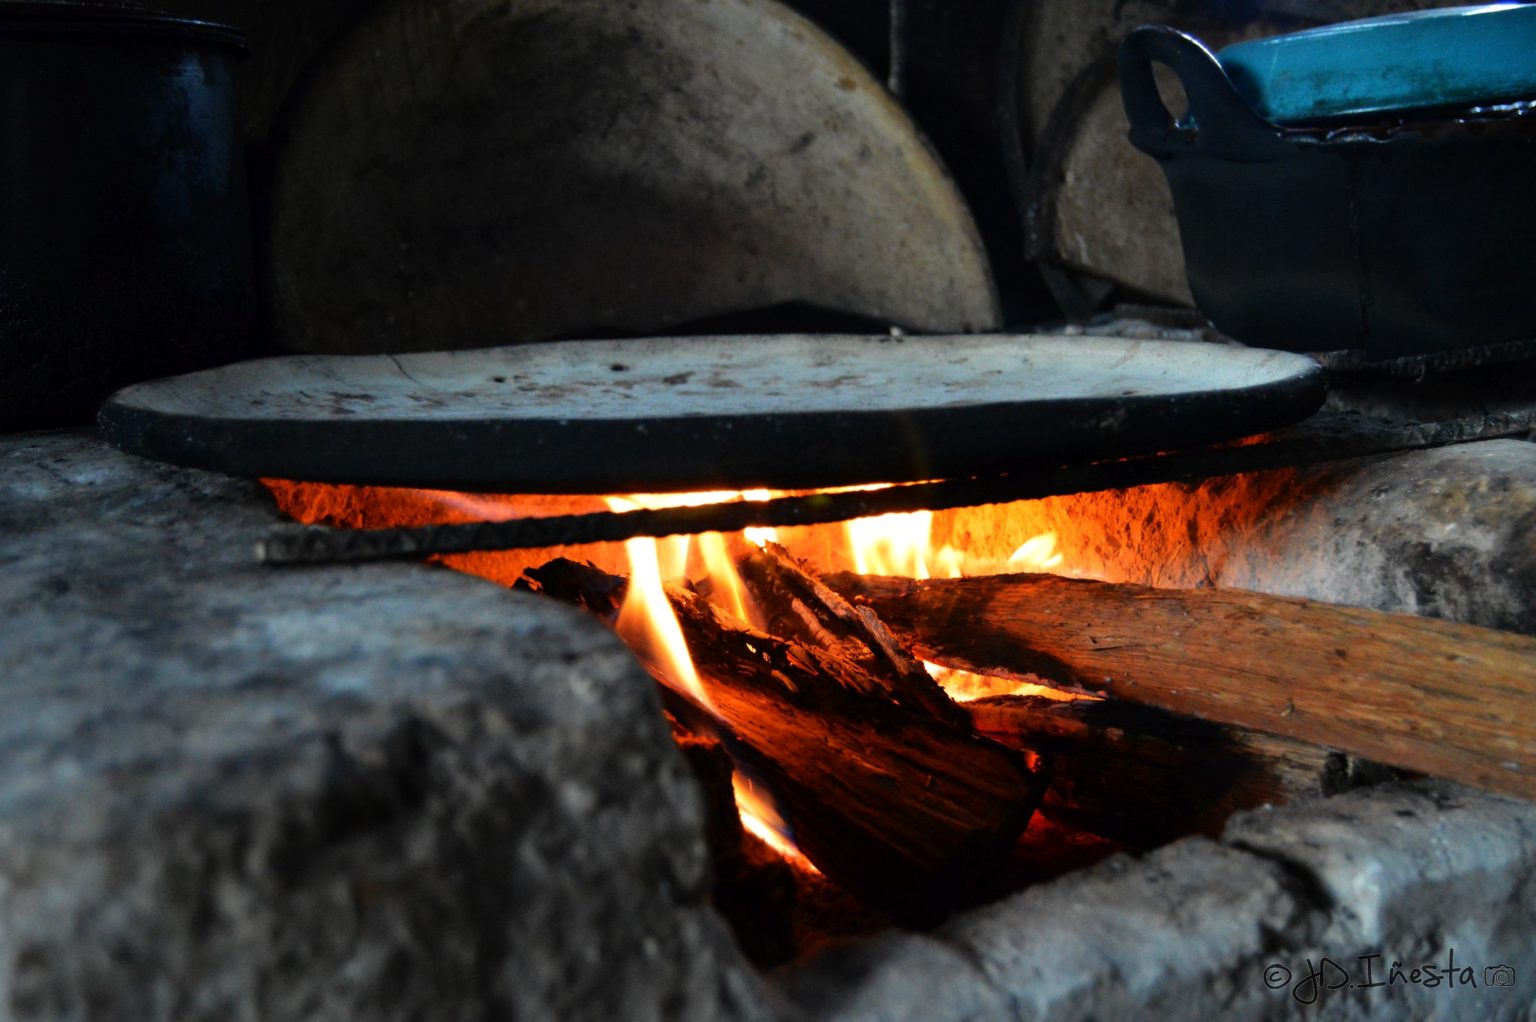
(1119, 25, 1286, 161)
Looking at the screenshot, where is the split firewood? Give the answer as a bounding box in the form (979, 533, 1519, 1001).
(967, 695, 1398, 848)
(529, 552, 1383, 865)
(519, 560, 1048, 917)
(739, 546, 1386, 843)
(827, 572, 1536, 803)
(732, 544, 1381, 850)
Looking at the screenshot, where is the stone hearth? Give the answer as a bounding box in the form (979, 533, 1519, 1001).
(3, 431, 1535, 1021)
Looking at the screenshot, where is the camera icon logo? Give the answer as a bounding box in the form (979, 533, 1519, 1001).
(1484, 965, 1516, 988)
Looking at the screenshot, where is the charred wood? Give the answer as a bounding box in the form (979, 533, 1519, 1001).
(749, 549, 1385, 845)
(967, 695, 1399, 848)
(667, 721, 799, 965)
(734, 542, 970, 728)
(520, 560, 1048, 917)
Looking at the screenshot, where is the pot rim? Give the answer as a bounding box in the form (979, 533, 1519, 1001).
(1217, 3, 1536, 125)
(1282, 100, 1536, 148)
(0, 2, 246, 52)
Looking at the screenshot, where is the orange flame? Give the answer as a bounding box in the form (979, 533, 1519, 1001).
(1010, 532, 1065, 571)
(733, 773, 820, 874)
(265, 475, 1080, 868)
(603, 493, 756, 714)
(846, 511, 937, 578)
(599, 489, 1076, 862)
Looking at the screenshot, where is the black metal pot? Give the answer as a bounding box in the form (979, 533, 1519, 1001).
(1120, 25, 1536, 361)
(0, 1, 253, 428)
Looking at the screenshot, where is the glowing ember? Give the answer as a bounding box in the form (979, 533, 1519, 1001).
(926, 661, 1086, 704)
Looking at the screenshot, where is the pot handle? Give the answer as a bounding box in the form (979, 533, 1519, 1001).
(1119, 25, 1286, 160)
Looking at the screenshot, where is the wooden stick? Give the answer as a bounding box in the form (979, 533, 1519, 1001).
(827, 572, 1536, 802)
(520, 561, 1048, 916)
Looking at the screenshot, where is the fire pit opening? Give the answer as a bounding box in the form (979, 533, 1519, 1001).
(261, 465, 1438, 965)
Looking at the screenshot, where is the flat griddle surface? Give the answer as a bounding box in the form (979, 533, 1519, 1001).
(99, 334, 1327, 492)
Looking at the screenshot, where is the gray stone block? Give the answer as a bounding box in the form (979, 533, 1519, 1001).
(0, 433, 772, 1022)
(1210, 441, 1536, 635)
(946, 840, 1320, 1022)
(12, 433, 1532, 1022)
(1225, 783, 1536, 1022)
(784, 839, 1318, 1022)
(785, 783, 1536, 1022)
(776, 931, 1001, 1022)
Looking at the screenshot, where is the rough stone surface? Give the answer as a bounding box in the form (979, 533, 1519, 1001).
(783, 782, 1536, 1021)
(1227, 784, 1536, 1020)
(1050, 77, 1193, 307)
(782, 838, 1315, 1021)
(938, 439, 1536, 634)
(9, 431, 1536, 1022)
(0, 432, 772, 1022)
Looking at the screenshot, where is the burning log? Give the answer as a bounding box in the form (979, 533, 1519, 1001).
(735, 546, 1382, 844)
(729, 544, 1379, 849)
(966, 695, 1396, 848)
(519, 561, 1048, 917)
(827, 572, 1536, 802)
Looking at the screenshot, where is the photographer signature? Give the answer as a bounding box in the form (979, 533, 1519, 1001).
(1265, 950, 1516, 1005)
